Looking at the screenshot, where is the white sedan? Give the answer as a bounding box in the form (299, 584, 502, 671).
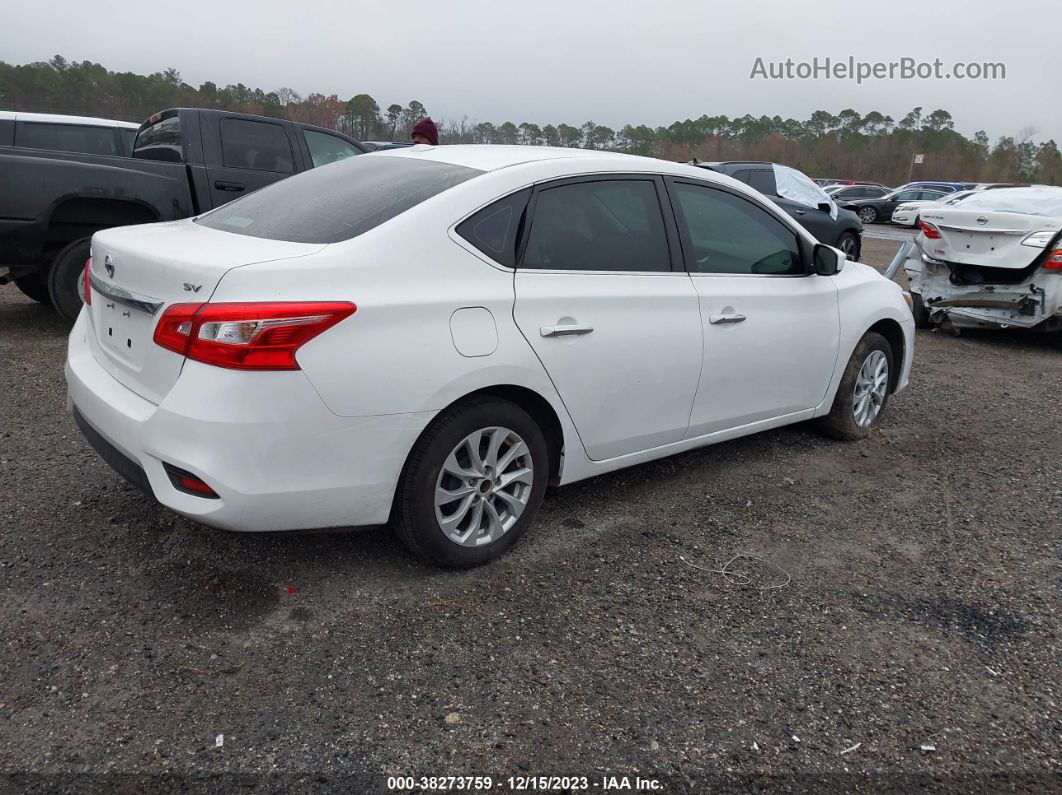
(891, 190, 978, 227)
(67, 146, 915, 567)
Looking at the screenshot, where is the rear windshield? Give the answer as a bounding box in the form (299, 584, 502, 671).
(133, 116, 182, 162)
(197, 155, 482, 243)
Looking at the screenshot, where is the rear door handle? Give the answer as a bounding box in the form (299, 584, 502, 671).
(540, 323, 594, 337)
(709, 313, 747, 325)
(214, 180, 245, 192)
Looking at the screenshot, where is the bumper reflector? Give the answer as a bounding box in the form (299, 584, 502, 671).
(162, 463, 220, 499)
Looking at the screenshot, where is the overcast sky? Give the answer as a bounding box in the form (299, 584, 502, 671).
(5, 0, 1058, 141)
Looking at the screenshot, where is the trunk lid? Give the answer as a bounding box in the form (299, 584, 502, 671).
(919, 208, 1061, 269)
(86, 220, 325, 404)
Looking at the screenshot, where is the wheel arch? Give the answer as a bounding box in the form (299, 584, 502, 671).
(43, 196, 160, 257)
(866, 317, 906, 392)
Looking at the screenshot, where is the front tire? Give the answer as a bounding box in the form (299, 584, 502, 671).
(858, 206, 878, 224)
(816, 332, 894, 441)
(836, 231, 860, 261)
(393, 397, 549, 568)
(46, 238, 91, 323)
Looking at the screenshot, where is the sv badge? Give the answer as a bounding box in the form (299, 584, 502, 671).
(183, 283, 203, 293)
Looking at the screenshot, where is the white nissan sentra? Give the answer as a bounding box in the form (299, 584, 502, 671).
(66, 145, 915, 567)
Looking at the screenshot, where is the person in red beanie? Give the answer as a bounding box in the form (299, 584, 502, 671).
(411, 117, 439, 146)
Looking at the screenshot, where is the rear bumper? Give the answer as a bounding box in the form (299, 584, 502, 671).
(65, 310, 435, 531)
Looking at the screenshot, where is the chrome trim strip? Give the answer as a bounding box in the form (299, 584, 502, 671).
(89, 272, 164, 315)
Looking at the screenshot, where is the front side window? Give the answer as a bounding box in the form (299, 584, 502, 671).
(132, 116, 182, 162)
(220, 118, 293, 173)
(17, 122, 118, 156)
(303, 129, 362, 168)
(197, 155, 481, 244)
(521, 180, 671, 272)
(671, 181, 803, 275)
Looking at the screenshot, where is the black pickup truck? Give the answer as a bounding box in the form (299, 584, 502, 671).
(0, 108, 367, 320)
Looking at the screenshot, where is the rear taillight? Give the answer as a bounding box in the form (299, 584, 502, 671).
(1044, 249, 1062, 271)
(153, 301, 356, 370)
(83, 259, 92, 306)
(919, 220, 942, 239)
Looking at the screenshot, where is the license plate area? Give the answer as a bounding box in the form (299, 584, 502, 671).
(95, 299, 156, 368)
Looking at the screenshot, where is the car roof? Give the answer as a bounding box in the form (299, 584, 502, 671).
(0, 110, 139, 129)
(369, 144, 704, 176)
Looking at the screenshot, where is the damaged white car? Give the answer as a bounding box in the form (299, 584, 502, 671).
(904, 187, 1062, 332)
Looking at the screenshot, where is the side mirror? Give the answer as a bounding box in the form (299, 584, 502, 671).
(813, 243, 845, 275)
(817, 202, 832, 213)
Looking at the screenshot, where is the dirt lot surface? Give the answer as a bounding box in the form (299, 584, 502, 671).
(1, 236, 1059, 793)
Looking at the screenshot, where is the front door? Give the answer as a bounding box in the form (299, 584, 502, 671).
(513, 177, 702, 461)
(666, 178, 840, 437)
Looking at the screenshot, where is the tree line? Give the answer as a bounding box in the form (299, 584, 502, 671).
(2, 56, 1059, 187)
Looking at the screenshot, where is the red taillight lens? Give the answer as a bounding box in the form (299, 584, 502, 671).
(1044, 249, 1062, 271)
(152, 301, 356, 370)
(919, 220, 942, 239)
(83, 258, 92, 306)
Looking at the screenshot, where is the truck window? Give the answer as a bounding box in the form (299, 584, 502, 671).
(16, 122, 119, 156)
(303, 129, 362, 168)
(133, 116, 183, 163)
(221, 118, 294, 174)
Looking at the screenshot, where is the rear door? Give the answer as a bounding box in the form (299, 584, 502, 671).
(512, 175, 702, 461)
(202, 115, 300, 207)
(666, 178, 839, 436)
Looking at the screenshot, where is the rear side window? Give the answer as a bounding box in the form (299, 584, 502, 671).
(120, 128, 137, 154)
(197, 155, 482, 243)
(521, 180, 671, 272)
(16, 122, 118, 156)
(303, 129, 362, 168)
(133, 116, 182, 162)
(456, 189, 531, 268)
(671, 181, 803, 275)
(221, 118, 293, 173)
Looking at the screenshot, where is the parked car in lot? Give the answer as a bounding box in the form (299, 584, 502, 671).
(905, 186, 1062, 332)
(0, 108, 367, 321)
(0, 111, 139, 156)
(67, 146, 915, 567)
(692, 160, 864, 259)
(825, 185, 892, 201)
(818, 179, 889, 188)
(890, 189, 981, 227)
(893, 181, 970, 194)
(840, 187, 949, 224)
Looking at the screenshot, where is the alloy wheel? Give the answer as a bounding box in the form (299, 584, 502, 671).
(859, 207, 877, 223)
(434, 426, 534, 547)
(852, 350, 889, 427)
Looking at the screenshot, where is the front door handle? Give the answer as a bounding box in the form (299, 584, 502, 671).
(709, 313, 747, 325)
(214, 180, 245, 192)
(540, 323, 594, 337)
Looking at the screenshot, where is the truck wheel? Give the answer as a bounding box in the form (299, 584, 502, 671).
(13, 274, 53, 305)
(47, 238, 91, 323)
(911, 292, 932, 329)
(815, 332, 894, 441)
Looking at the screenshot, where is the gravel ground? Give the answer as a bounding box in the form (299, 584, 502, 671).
(1, 236, 1059, 793)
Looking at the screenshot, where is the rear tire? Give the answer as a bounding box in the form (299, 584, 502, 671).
(13, 273, 52, 305)
(859, 206, 878, 224)
(816, 332, 894, 441)
(47, 237, 91, 323)
(911, 292, 932, 329)
(393, 397, 549, 568)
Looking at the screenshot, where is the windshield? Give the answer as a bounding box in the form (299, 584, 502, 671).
(197, 155, 483, 243)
